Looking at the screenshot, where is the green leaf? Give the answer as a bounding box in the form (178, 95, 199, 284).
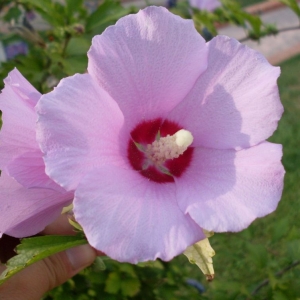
(66, 0, 84, 17)
(93, 257, 106, 271)
(119, 263, 137, 277)
(279, 0, 300, 17)
(105, 272, 121, 294)
(86, 0, 132, 32)
(287, 240, 300, 259)
(63, 55, 88, 75)
(242, 12, 262, 38)
(273, 290, 290, 300)
(3, 6, 22, 22)
(19, 0, 66, 27)
(68, 218, 84, 231)
(183, 231, 215, 281)
(272, 218, 289, 242)
(121, 277, 141, 297)
(65, 37, 90, 56)
(137, 260, 164, 269)
(268, 271, 279, 290)
(246, 243, 268, 269)
(0, 235, 87, 285)
(192, 11, 218, 36)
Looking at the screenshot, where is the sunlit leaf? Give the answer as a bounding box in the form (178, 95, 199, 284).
(0, 235, 87, 285)
(183, 231, 215, 281)
(105, 272, 121, 294)
(86, 0, 133, 33)
(121, 277, 141, 297)
(279, 0, 300, 17)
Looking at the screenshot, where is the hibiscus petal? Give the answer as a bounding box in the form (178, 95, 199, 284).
(88, 6, 208, 131)
(6, 150, 65, 193)
(175, 142, 284, 232)
(37, 73, 125, 191)
(73, 167, 204, 263)
(168, 35, 283, 150)
(0, 172, 72, 238)
(0, 69, 41, 169)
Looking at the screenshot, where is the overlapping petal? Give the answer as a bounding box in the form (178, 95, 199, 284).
(37, 73, 126, 191)
(0, 172, 72, 238)
(175, 142, 284, 232)
(73, 166, 204, 263)
(168, 36, 283, 150)
(0, 69, 40, 169)
(88, 6, 208, 131)
(6, 150, 65, 192)
(0, 69, 74, 238)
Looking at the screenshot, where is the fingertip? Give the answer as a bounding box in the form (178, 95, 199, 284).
(66, 244, 97, 272)
(42, 214, 75, 235)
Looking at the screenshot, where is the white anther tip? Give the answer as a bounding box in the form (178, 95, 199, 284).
(174, 129, 193, 148)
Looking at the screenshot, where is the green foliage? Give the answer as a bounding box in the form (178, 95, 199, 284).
(279, 0, 300, 17)
(0, 235, 87, 285)
(44, 256, 203, 300)
(171, 0, 273, 42)
(0, 0, 135, 92)
(86, 0, 134, 34)
(2, 6, 22, 22)
(65, 0, 85, 18)
(236, 0, 263, 6)
(19, 0, 68, 27)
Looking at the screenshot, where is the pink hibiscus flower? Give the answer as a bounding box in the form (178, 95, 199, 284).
(37, 7, 284, 263)
(189, 0, 221, 11)
(0, 69, 73, 238)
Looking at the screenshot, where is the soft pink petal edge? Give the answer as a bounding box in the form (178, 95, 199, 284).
(88, 6, 208, 132)
(0, 68, 40, 169)
(73, 166, 205, 263)
(6, 150, 66, 192)
(36, 73, 126, 191)
(168, 35, 283, 150)
(175, 142, 285, 232)
(0, 171, 73, 238)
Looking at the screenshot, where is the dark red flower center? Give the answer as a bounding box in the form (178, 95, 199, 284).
(127, 118, 193, 183)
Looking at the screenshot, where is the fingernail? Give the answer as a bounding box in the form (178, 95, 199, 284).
(66, 244, 96, 271)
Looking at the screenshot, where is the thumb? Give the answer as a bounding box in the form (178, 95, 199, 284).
(0, 244, 96, 300)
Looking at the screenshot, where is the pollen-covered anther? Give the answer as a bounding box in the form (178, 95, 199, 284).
(146, 129, 194, 166)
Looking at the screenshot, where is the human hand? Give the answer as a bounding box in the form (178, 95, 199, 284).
(0, 215, 97, 300)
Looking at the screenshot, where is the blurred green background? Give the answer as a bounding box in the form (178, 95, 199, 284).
(1, 0, 300, 299)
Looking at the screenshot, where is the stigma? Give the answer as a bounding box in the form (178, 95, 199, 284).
(146, 129, 194, 166)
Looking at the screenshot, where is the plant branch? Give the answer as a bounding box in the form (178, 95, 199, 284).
(239, 25, 300, 43)
(62, 32, 72, 58)
(250, 260, 300, 297)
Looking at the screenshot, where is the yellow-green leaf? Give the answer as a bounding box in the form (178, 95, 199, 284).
(61, 203, 73, 214)
(68, 217, 83, 231)
(183, 232, 215, 281)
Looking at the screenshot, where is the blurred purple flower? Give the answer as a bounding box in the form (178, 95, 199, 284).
(4, 41, 28, 60)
